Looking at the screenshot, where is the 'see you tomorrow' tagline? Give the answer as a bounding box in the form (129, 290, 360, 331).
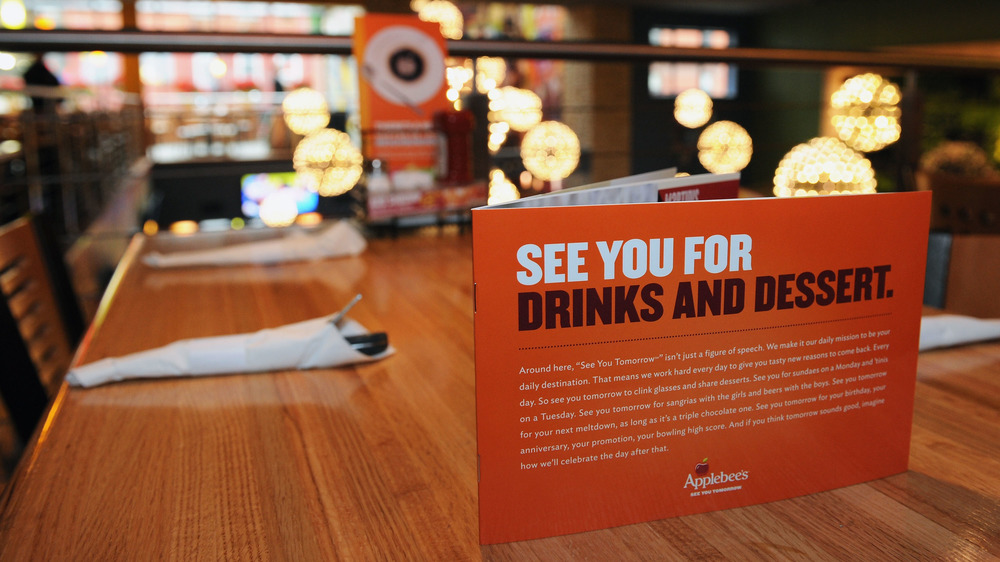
(514, 234, 893, 331)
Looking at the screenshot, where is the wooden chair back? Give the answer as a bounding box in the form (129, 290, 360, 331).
(0, 216, 74, 394)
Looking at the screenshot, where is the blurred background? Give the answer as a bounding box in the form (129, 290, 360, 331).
(3, 0, 1000, 483)
(2, 0, 1000, 316)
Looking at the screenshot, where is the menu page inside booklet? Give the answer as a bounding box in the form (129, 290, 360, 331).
(472, 186, 931, 544)
(487, 170, 739, 208)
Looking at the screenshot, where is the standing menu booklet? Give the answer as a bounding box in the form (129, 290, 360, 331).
(472, 172, 931, 544)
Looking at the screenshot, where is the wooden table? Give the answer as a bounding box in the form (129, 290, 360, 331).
(1, 226, 999, 559)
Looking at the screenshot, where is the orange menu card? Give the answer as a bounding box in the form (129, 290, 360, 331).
(472, 183, 931, 544)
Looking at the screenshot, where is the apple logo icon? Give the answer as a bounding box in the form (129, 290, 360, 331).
(695, 458, 709, 474)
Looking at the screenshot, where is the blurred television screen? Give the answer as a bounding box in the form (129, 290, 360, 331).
(240, 172, 319, 218)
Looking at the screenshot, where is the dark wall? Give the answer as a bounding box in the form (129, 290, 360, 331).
(630, 1, 1000, 192)
(755, 0, 1000, 51)
(750, 1, 1000, 191)
(628, 8, 833, 189)
(630, 10, 758, 181)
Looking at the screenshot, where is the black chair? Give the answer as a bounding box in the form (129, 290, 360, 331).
(0, 294, 48, 444)
(924, 231, 952, 309)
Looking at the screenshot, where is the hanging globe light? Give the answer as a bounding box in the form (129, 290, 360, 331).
(521, 121, 580, 182)
(674, 88, 713, 129)
(697, 120, 753, 174)
(282, 87, 330, 136)
(293, 129, 364, 197)
(488, 86, 543, 132)
(773, 137, 876, 197)
(829, 73, 901, 153)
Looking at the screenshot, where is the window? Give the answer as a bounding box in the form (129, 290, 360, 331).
(647, 26, 736, 99)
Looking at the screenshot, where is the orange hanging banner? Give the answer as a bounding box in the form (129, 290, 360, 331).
(354, 13, 450, 188)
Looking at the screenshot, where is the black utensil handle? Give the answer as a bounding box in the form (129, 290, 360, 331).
(345, 332, 389, 356)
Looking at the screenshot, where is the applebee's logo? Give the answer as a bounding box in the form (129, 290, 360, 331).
(684, 457, 750, 491)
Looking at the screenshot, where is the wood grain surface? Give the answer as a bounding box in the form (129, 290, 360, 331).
(1, 226, 998, 559)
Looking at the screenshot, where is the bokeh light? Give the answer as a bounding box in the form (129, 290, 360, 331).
(0, 52, 17, 71)
(446, 60, 474, 109)
(830, 73, 901, 153)
(521, 121, 580, 182)
(487, 121, 509, 154)
(416, 0, 463, 39)
(488, 86, 543, 133)
(0, 0, 27, 30)
(697, 120, 753, 173)
(258, 190, 299, 228)
(292, 129, 364, 197)
(475, 56, 507, 94)
(295, 212, 324, 226)
(487, 169, 521, 205)
(0, 139, 21, 155)
(282, 87, 330, 136)
(773, 137, 877, 197)
(33, 14, 54, 30)
(209, 55, 227, 79)
(169, 220, 199, 235)
(674, 88, 713, 128)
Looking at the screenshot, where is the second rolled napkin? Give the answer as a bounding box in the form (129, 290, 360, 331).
(919, 313, 1000, 352)
(143, 220, 367, 268)
(67, 314, 392, 388)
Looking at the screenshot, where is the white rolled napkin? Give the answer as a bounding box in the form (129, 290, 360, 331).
(920, 314, 1000, 351)
(66, 315, 392, 388)
(143, 220, 367, 268)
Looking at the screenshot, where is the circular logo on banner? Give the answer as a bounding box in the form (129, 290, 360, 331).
(362, 25, 445, 109)
(389, 48, 425, 82)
